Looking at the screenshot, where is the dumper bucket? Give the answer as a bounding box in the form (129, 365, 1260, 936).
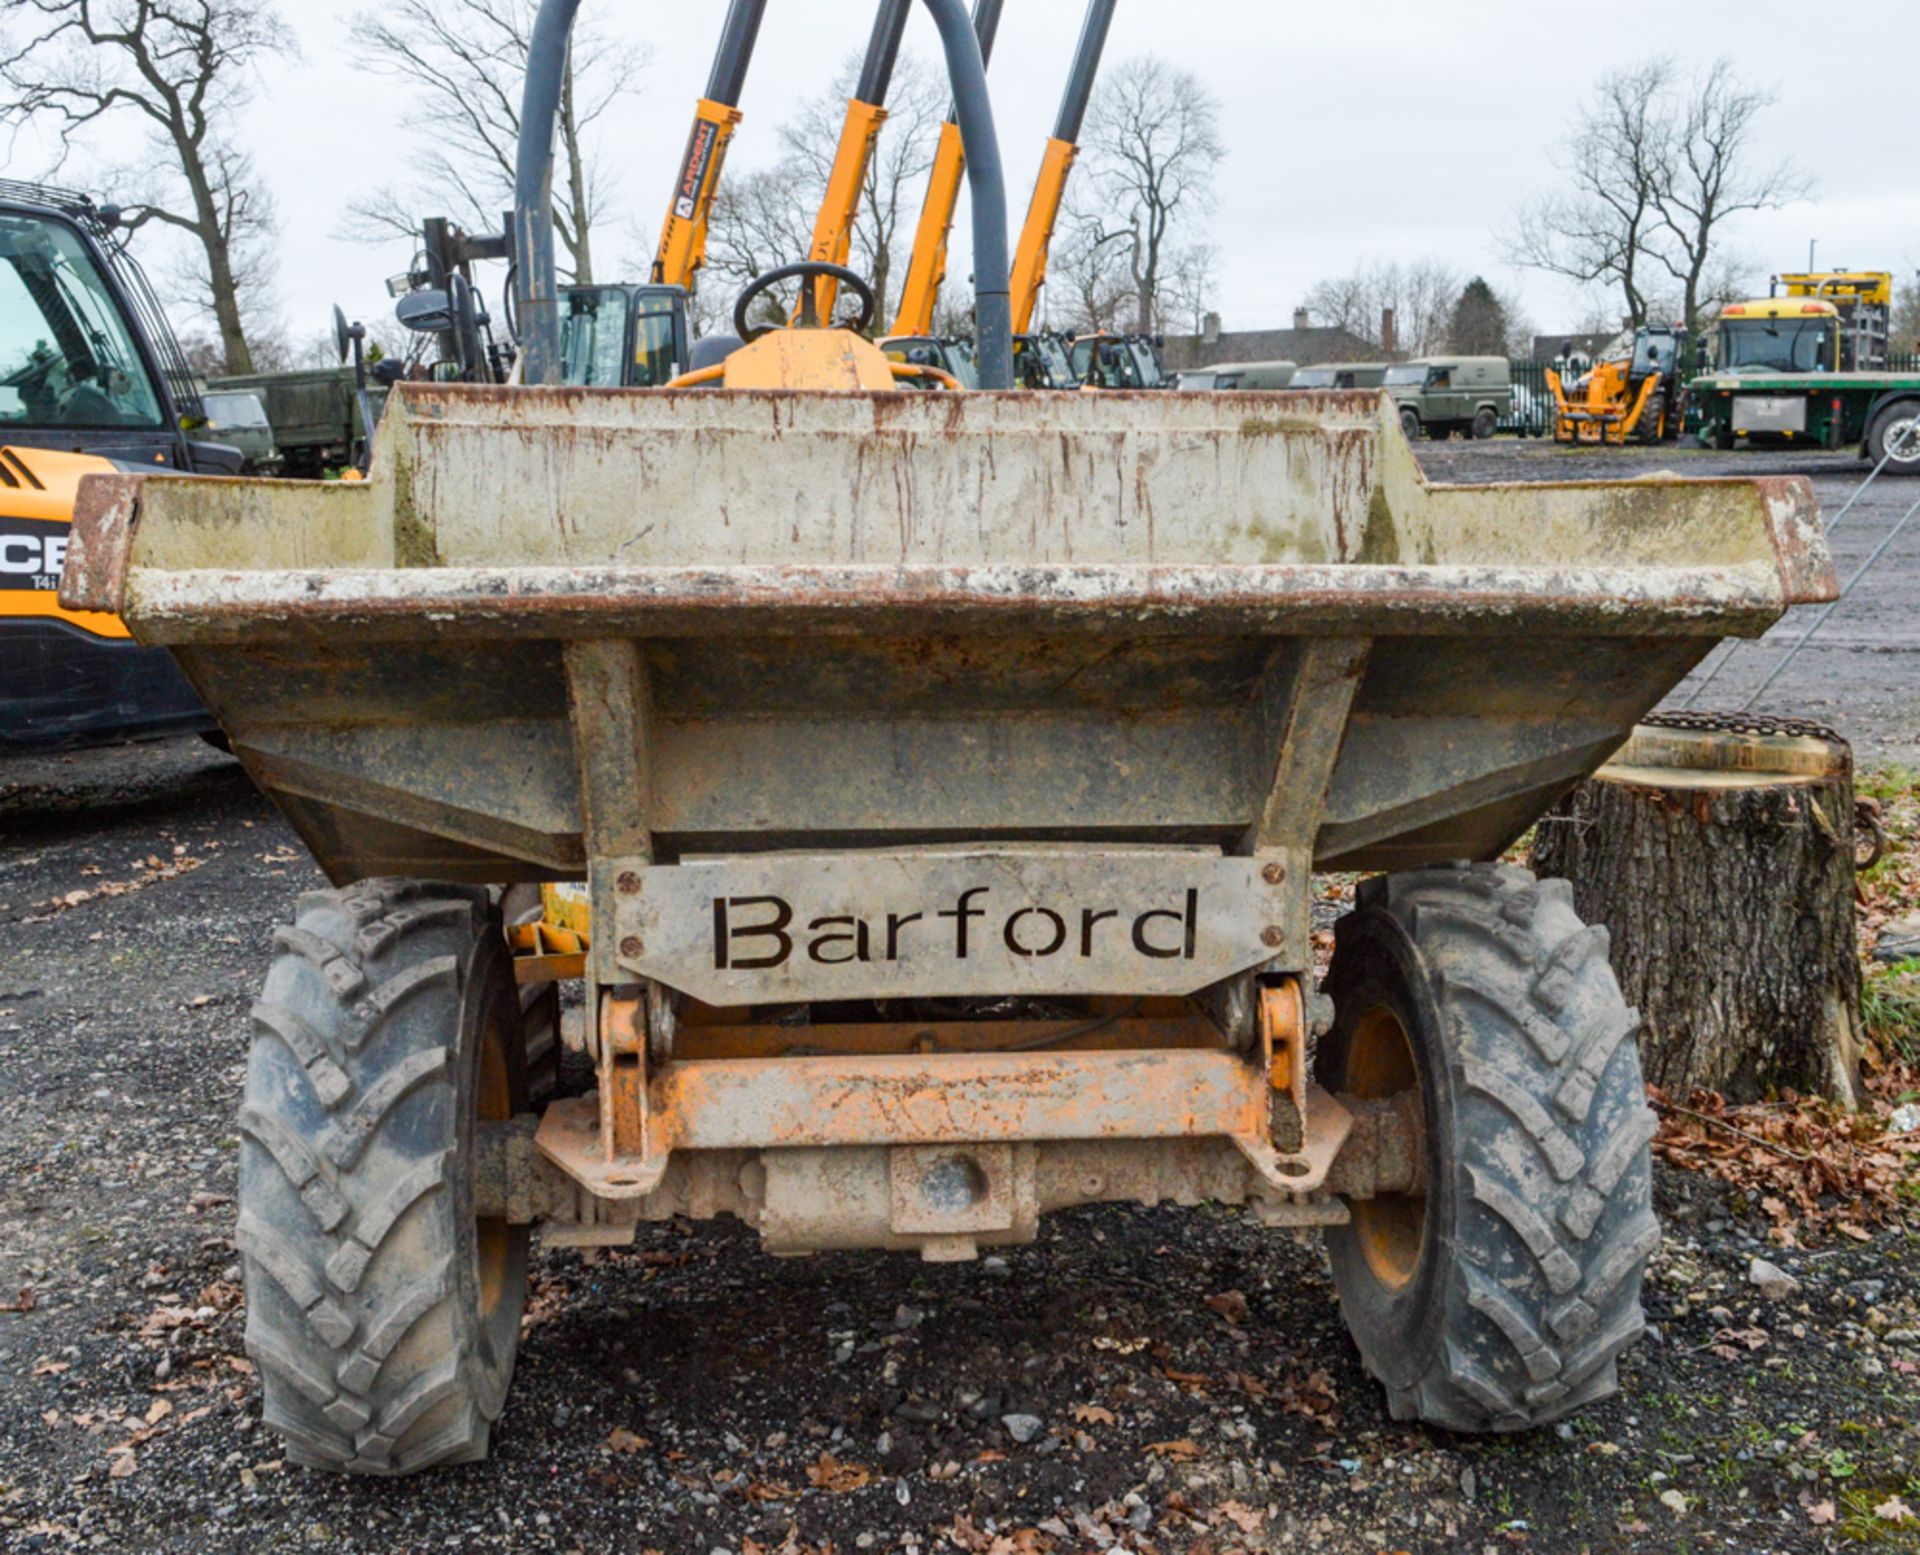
(64, 384, 1833, 885)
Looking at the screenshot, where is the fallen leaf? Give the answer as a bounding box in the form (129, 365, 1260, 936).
(1806, 1499, 1837, 1526)
(603, 1428, 650, 1454)
(1146, 1438, 1202, 1461)
(1876, 1496, 1916, 1525)
(0, 1287, 36, 1313)
(1205, 1289, 1250, 1325)
(1162, 1366, 1211, 1389)
(1215, 1500, 1264, 1534)
(805, 1451, 873, 1492)
(144, 1398, 172, 1425)
(31, 1360, 70, 1377)
(1070, 1404, 1116, 1426)
(1091, 1335, 1149, 1354)
(107, 1451, 137, 1479)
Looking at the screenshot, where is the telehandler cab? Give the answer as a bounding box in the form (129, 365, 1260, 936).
(62, 0, 1838, 1476)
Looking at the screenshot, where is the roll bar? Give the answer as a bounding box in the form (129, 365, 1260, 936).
(514, 0, 1012, 389)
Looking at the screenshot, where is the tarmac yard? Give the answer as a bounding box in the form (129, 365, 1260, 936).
(0, 443, 1916, 1554)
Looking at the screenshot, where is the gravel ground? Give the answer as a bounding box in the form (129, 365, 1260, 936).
(1, 442, 1917, 1554)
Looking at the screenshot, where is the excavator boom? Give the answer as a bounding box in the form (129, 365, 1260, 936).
(653, 0, 768, 290)
(889, 0, 1004, 337)
(797, 0, 914, 323)
(1010, 0, 1116, 334)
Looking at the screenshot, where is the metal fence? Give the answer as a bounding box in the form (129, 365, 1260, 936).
(1502, 360, 1555, 437)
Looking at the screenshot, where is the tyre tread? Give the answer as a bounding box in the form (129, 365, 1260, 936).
(239, 882, 515, 1477)
(1328, 863, 1657, 1434)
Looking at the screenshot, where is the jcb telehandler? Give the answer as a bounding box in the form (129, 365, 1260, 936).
(63, 0, 1837, 1476)
(0, 181, 238, 749)
(1546, 325, 1686, 446)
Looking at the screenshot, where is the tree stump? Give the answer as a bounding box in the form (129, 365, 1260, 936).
(1529, 713, 1864, 1108)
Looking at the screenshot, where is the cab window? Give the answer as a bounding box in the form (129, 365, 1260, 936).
(0, 212, 165, 429)
(632, 304, 679, 387)
(560, 287, 628, 386)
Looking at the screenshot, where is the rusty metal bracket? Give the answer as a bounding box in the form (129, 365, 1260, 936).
(1237, 977, 1351, 1196)
(535, 1095, 666, 1201)
(1233, 1082, 1352, 1197)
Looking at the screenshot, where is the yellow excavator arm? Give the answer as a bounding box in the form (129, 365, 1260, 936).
(891, 120, 967, 337)
(1010, 137, 1078, 335)
(1008, 0, 1117, 335)
(652, 0, 767, 290)
(794, 0, 913, 325)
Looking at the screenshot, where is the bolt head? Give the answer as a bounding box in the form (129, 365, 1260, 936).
(619, 935, 645, 960)
(1260, 925, 1286, 949)
(615, 870, 642, 895)
(1262, 862, 1287, 885)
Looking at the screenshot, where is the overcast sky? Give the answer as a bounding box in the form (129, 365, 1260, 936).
(27, 1, 1920, 351)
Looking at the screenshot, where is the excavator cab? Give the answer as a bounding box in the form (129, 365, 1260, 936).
(883, 334, 979, 387)
(1071, 332, 1165, 390)
(1013, 331, 1079, 388)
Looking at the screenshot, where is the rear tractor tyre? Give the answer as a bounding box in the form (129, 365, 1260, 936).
(238, 881, 529, 1475)
(1320, 863, 1658, 1433)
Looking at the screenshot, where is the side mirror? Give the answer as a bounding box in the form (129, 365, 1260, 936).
(333, 303, 367, 365)
(396, 288, 455, 335)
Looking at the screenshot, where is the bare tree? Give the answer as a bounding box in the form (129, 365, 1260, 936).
(1159, 241, 1219, 337)
(1512, 59, 1808, 332)
(1647, 62, 1812, 332)
(700, 166, 819, 333)
(346, 0, 651, 284)
(702, 51, 947, 332)
(1302, 258, 1461, 358)
(0, 0, 293, 374)
(1047, 199, 1135, 333)
(1073, 55, 1224, 334)
(1510, 62, 1668, 330)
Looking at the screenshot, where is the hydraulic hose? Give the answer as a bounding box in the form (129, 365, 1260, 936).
(917, 0, 1011, 387)
(512, 0, 581, 386)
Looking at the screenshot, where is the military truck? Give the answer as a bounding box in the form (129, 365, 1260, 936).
(1384, 356, 1512, 441)
(1179, 360, 1298, 390)
(1290, 361, 1387, 390)
(207, 365, 364, 480)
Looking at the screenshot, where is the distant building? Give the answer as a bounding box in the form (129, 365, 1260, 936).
(1162, 310, 1378, 372)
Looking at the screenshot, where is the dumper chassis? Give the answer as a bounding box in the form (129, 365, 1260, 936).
(58, 0, 1838, 1474)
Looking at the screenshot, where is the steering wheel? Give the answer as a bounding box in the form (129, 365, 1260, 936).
(733, 262, 875, 344)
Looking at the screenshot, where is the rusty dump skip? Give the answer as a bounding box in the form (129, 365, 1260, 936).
(63, 384, 1835, 881)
